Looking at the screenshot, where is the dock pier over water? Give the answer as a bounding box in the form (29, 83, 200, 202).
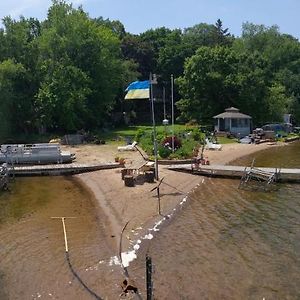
(11, 163, 121, 176)
(169, 164, 300, 183)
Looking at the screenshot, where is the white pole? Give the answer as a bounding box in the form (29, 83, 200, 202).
(171, 74, 175, 152)
(150, 74, 159, 180)
(163, 87, 166, 120)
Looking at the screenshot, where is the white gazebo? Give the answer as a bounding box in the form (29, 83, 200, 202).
(213, 107, 252, 137)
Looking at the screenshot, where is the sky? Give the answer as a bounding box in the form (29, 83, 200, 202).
(0, 0, 299, 39)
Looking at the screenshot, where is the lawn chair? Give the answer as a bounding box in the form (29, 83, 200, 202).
(205, 138, 222, 151)
(117, 141, 138, 151)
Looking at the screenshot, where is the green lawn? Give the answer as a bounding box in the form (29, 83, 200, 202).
(96, 124, 195, 145)
(216, 136, 239, 144)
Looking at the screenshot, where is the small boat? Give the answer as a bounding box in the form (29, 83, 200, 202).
(240, 136, 252, 144)
(0, 143, 75, 164)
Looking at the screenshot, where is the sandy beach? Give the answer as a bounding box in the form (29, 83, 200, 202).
(65, 142, 282, 259)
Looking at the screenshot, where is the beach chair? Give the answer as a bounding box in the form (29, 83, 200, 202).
(117, 141, 138, 151)
(205, 139, 222, 151)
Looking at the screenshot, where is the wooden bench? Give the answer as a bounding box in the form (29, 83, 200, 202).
(122, 161, 155, 181)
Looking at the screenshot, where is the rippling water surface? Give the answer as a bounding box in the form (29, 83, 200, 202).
(129, 142, 300, 299)
(0, 177, 121, 300)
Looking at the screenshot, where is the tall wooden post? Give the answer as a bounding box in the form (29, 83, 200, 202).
(157, 187, 161, 215)
(146, 255, 153, 300)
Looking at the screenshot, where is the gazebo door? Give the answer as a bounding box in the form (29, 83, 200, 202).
(219, 118, 225, 131)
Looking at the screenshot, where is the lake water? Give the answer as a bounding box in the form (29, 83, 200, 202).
(128, 142, 300, 299)
(1, 142, 299, 299)
(0, 177, 122, 299)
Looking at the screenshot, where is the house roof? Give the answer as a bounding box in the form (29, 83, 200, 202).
(213, 107, 252, 119)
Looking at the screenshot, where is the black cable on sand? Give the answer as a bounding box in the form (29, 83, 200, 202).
(65, 251, 103, 300)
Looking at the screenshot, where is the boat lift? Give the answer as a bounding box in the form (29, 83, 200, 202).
(239, 159, 281, 191)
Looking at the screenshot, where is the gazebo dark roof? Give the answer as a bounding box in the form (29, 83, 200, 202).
(213, 107, 252, 119)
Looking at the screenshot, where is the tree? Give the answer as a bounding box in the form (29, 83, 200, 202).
(94, 17, 126, 39)
(36, 0, 124, 131)
(176, 46, 271, 124)
(236, 22, 300, 123)
(0, 59, 29, 140)
(265, 83, 292, 122)
(176, 46, 239, 122)
(157, 29, 192, 81)
(121, 34, 155, 78)
(0, 16, 41, 136)
(213, 19, 232, 46)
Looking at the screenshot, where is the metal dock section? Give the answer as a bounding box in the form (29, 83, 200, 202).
(12, 163, 121, 176)
(168, 164, 300, 183)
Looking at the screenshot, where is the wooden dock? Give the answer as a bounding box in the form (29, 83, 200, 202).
(168, 164, 300, 183)
(10, 163, 121, 176)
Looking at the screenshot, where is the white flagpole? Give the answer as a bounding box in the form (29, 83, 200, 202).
(150, 74, 159, 180)
(163, 87, 166, 120)
(171, 74, 175, 153)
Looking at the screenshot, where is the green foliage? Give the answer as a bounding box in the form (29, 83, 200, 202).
(158, 145, 172, 158)
(134, 128, 146, 142)
(192, 129, 205, 142)
(0, 59, 29, 141)
(169, 139, 199, 159)
(139, 133, 154, 155)
(2, 2, 300, 142)
(177, 46, 241, 122)
(36, 1, 124, 131)
(162, 136, 182, 150)
(265, 83, 292, 122)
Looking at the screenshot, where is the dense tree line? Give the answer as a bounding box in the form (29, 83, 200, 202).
(0, 0, 300, 141)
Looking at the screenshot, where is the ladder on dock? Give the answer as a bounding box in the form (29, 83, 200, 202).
(0, 163, 12, 190)
(239, 159, 280, 190)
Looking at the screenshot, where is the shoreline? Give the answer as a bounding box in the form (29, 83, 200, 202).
(70, 141, 285, 268)
(75, 165, 203, 266)
(204, 142, 285, 165)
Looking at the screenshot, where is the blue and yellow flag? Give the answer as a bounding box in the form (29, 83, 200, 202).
(125, 80, 150, 100)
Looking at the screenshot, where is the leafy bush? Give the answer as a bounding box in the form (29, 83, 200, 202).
(162, 136, 182, 150)
(175, 139, 198, 159)
(158, 145, 172, 158)
(192, 129, 205, 142)
(135, 128, 146, 142)
(139, 133, 154, 155)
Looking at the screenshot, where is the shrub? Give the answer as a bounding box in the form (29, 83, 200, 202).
(162, 136, 182, 150)
(175, 140, 199, 159)
(192, 129, 205, 142)
(185, 119, 198, 126)
(139, 133, 154, 155)
(135, 128, 146, 142)
(158, 145, 172, 158)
